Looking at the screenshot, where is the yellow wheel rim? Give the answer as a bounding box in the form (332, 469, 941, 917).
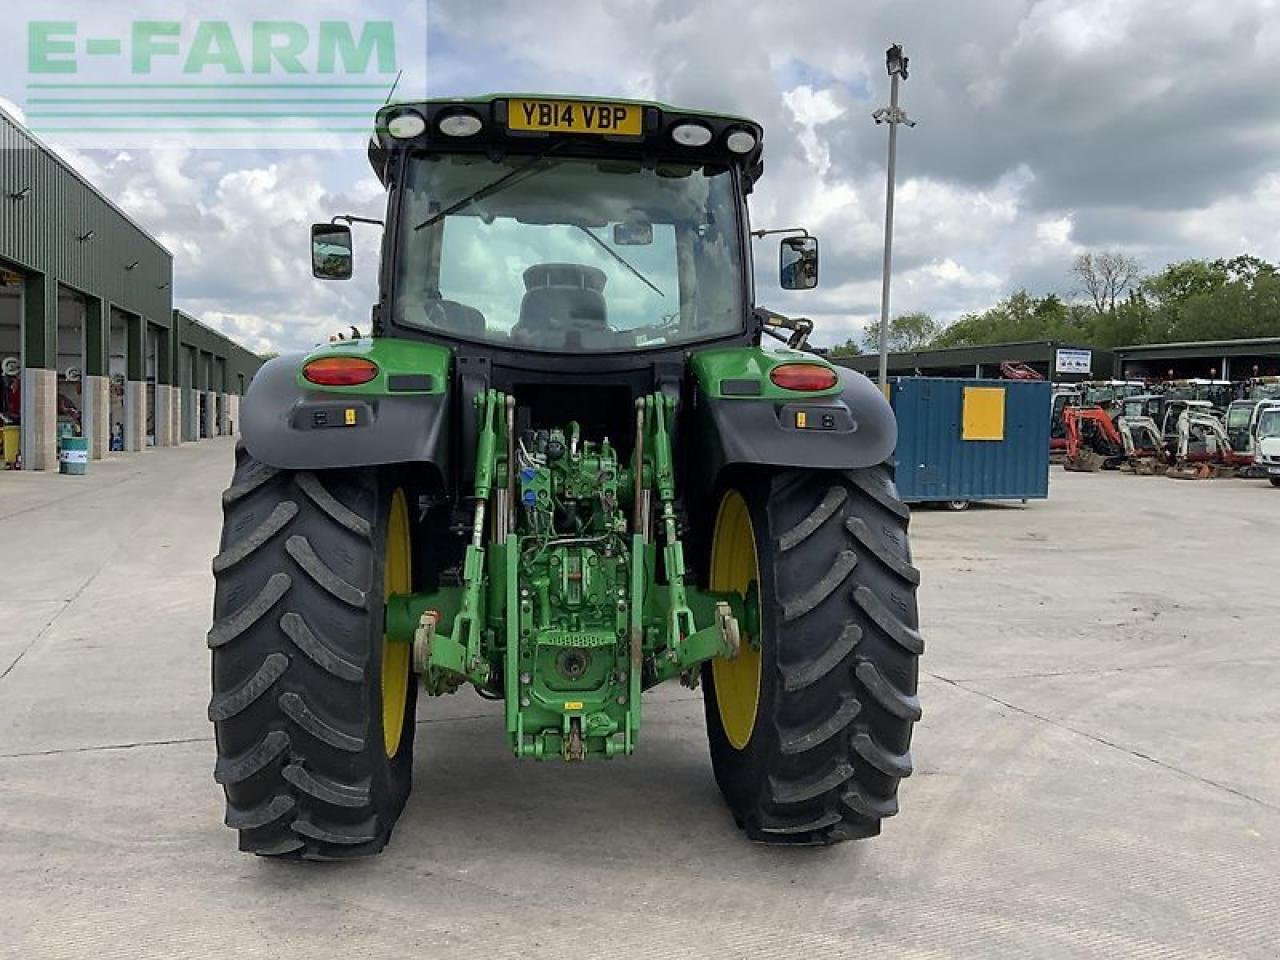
(710, 490, 762, 750)
(381, 489, 412, 758)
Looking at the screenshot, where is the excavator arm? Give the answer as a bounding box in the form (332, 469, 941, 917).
(1175, 411, 1231, 462)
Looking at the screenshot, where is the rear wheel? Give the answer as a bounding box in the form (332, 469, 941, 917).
(208, 445, 417, 858)
(702, 466, 922, 843)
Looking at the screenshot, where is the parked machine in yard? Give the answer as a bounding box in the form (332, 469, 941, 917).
(1161, 378, 1234, 414)
(1167, 407, 1240, 479)
(1248, 377, 1280, 402)
(1062, 405, 1123, 471)
(1226, 399, 1262, 454)
(1050, 384, 1083, 456)
(1251, 402, 1280, 486)
(1115, 416, 1167, 474)
(1121, 393, 1165, 424)
(1081, 380, 1147, 410)
(208, 95, 922, 858)
(999, 360, 1043, 381)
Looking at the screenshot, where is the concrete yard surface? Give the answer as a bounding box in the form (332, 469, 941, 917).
(1, 439, 1278, 959)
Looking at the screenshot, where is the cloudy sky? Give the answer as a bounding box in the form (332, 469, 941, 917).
(5, 0, 1280, 354)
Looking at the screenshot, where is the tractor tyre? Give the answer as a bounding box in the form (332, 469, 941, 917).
(208, 444, 417, 858)
(702, 466, 921, 844)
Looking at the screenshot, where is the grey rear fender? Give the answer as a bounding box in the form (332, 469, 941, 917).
(240, 354, 451, 477)
(689, 365, 897, 504)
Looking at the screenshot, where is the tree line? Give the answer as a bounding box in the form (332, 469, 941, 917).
(830, 253, 1280, 356)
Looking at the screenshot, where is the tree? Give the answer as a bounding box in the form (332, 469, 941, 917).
(864, 311, 940, 352)
(1072, 251, 1142, 314)
(828, 338, 863, 357)
(1141, 258, 1226, 305)
(906, 251, 1275, 353)
(1213, 254, 1275, 285)
(928, 291, 1091, 348)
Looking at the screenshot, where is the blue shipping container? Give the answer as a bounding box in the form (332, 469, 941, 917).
(890, 377, 1051, 503)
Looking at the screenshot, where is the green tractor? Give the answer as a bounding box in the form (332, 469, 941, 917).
(209, 95, 922, 858)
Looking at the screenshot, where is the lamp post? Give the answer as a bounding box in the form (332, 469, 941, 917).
(873, 43, 915, 390)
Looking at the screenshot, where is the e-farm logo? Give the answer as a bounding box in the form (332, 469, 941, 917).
(17, 8, 423, 149)
(29, 21, 397, 77)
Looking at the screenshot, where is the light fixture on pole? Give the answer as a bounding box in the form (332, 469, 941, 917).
(873, 43, 916, 390)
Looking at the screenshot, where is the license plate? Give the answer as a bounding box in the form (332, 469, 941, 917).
(1269, 466, 1280, 475)
(507, 98, 642, 136)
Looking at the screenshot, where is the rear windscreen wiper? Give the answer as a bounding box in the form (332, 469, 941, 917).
(413, 143, 563, 233)
(570, 224, 664, 297)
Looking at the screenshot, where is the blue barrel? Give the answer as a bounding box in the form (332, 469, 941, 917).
(59, 435, 89, 476)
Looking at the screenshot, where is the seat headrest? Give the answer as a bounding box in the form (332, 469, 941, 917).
(523, 263, 608, 293)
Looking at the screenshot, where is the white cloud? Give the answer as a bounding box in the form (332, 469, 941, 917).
(1036, 216, 1075, 249)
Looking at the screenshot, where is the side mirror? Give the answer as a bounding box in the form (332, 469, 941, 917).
(780, 236, 819, 290)
(311, 223, 353, 280)
(613, 220, 653, 246)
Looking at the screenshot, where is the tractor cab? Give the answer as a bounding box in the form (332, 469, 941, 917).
(1081, 380, 1145, 410)
(1121, 394, 1164, 424)
(1226, 399, 1261, 453)
(1160, 399, 1216, 439)
(1249, 377, 1280, 401)
(320, 96, 805, 361)
(307, 95, 833, 476)
(1161, 379, 1234, 413)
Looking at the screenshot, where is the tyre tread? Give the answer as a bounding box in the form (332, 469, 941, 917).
(213, 730, 290, 785)
(279, 611, 364, 682)
(211, 501, 298, 573)
(206, 573, 292, 649)
(278, 691, 366, 753)
(207, 652, 289, 721)
(285, 535, 367, 609)
(780, 549, 857, 622)
(297, 472, 373, 540)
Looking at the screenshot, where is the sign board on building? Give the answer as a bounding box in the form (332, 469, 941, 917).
(1055, 348, 1093, 375)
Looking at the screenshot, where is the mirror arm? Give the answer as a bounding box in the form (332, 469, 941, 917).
(332, 214, 385, 228)
(751, 226, 810, 240)
(753, 307, 814, 350)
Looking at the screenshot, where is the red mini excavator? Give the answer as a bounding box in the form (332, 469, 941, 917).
(1063, 406, 1124, 472)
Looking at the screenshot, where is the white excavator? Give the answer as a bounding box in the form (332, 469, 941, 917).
(1167, 407, 1239, 479)
(1115, 415, 1167, 475)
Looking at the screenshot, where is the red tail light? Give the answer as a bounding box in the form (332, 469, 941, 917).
(303, 356, 379, 386)
(769, 362, 838, 392)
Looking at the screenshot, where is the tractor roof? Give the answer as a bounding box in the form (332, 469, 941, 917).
(367, 93, 765, 189)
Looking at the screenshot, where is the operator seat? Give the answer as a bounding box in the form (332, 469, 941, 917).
(425, 297, 486, 337)
(512, 263, 608, 343)
(396, 287, 486, 337)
